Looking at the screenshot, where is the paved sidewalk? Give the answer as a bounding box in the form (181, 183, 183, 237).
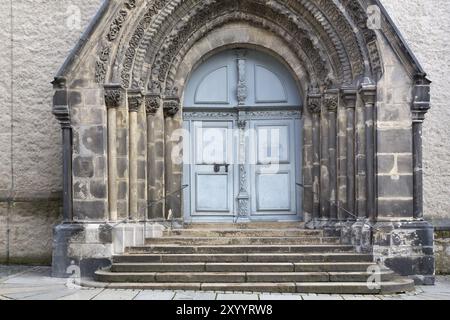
(0, 266, 449, 300)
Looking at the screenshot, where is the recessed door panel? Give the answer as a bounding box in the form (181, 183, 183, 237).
(190, 121, 234, 216)
(250, 120, 297, 217)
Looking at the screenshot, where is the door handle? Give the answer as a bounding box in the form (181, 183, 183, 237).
(213, 164, 230, 173)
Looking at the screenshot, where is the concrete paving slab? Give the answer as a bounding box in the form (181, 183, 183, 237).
(93, 289, 141, 300)
(58, 288, 105, 300)
(173, 291, 217, 300)
(302, 295, 344, 300)
(216, 293, 259, 300)
(259, 294, 303, 300)
(134, 290, 176, 300)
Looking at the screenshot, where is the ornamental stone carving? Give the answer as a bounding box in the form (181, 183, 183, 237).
(307, 88, 322, 114)
(163, 98, 180, 117)
(145, 94, 161, 115)
(127, 89, 143, 112)
(324, 90, 339, 112)
(104, 84, 124, 109)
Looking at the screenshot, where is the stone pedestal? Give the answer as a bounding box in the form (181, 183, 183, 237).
(52, 223, 113, 278)
(372, 220, 435, 285)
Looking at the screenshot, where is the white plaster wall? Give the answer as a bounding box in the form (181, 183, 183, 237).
(381, 0, 450, 224)
(0, 0, 103, 263)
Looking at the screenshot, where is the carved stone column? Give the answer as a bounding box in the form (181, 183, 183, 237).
(341, 87, 357, 220)
(340, 87, 357, 243)
(145, 93, 163, 220)
(52, 77, 72, 222)
(359, 79, 377, 221)
(163, 94, 182, 222)
(104, 84, 125, 221)
(307, 90, 322, 228)
(325, 90, 339, 224)
(128, 89, 143, 221)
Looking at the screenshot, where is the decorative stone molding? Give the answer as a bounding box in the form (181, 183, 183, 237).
(53, 105, 71, 129)
(163, 96, 180, 117)
(104, 84, 125, 109)
(144, 93, 161, 115)
(412, 73, 432, 123)
(358, 78, 377, 103)
(94, 0, 140, 83)
(324, 90, 339, 112)
(51, 77, 71, 129)
(237, 56, 247, 105)
(341, 86, 358, 108)
(307, 89, 322, 114)
(127, 89, 143, 112)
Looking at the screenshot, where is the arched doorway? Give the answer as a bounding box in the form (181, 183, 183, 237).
(181, 49, 303, 222)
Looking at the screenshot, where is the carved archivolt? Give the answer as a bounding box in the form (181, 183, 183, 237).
(94, 0, 382, 96)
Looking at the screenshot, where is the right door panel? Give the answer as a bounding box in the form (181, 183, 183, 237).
(249, 119, 298, 217)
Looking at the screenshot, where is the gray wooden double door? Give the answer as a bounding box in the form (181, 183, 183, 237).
(182, 49, 303, 222)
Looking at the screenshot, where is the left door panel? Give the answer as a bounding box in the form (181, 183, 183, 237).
(186, 121, 235, 217)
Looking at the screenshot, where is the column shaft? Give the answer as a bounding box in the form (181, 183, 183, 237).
(107, 107, 118, 221)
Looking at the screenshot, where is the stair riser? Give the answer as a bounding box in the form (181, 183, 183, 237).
(145, 238, 339, 245)
(95, 273, 395, 283)
(112, 263, 377, 273)
(164, 230, 323, 237)
(86, 282, 414, 294)
(127, 246, 353, 254)
(113, 254, 374, 264)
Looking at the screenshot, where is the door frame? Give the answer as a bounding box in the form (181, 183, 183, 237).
(182, 107, 303, 223)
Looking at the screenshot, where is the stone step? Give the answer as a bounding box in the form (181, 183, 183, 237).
(83, 278, 414, 294)
(164, 229, 323, 237)
(113, 253, 374, 263)
(183, 222, 305, 230)
(127, 245, 354, 254)
(145, 236, 340, 245)
(111, 262, 379, 273)
(94, 270, 396, 283)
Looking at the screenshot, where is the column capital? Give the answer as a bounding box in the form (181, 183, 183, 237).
(324, 89, 339, 113)
(127, 88, 143, 112)
(104, 83, 125, 109)
(307, 90, 322, 115)
(358, 78, 377, 104)
(52, 77, 70, 129)
(144, 93, 161, 115)
(340, 86, 357, 109)
(51, 76, 67, 89)
(53, 105, 71, 129)
(412, 73, 431, 123)
(163, 96, 180, 117)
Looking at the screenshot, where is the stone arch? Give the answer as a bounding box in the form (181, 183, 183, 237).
(102, 0, 379, 89)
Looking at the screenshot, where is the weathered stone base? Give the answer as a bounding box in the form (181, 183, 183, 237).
(52, 221, 173, 277)
(372, 220, 435, 285)
(52, 223, 113, 278)
(435, 231, 450, 275)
